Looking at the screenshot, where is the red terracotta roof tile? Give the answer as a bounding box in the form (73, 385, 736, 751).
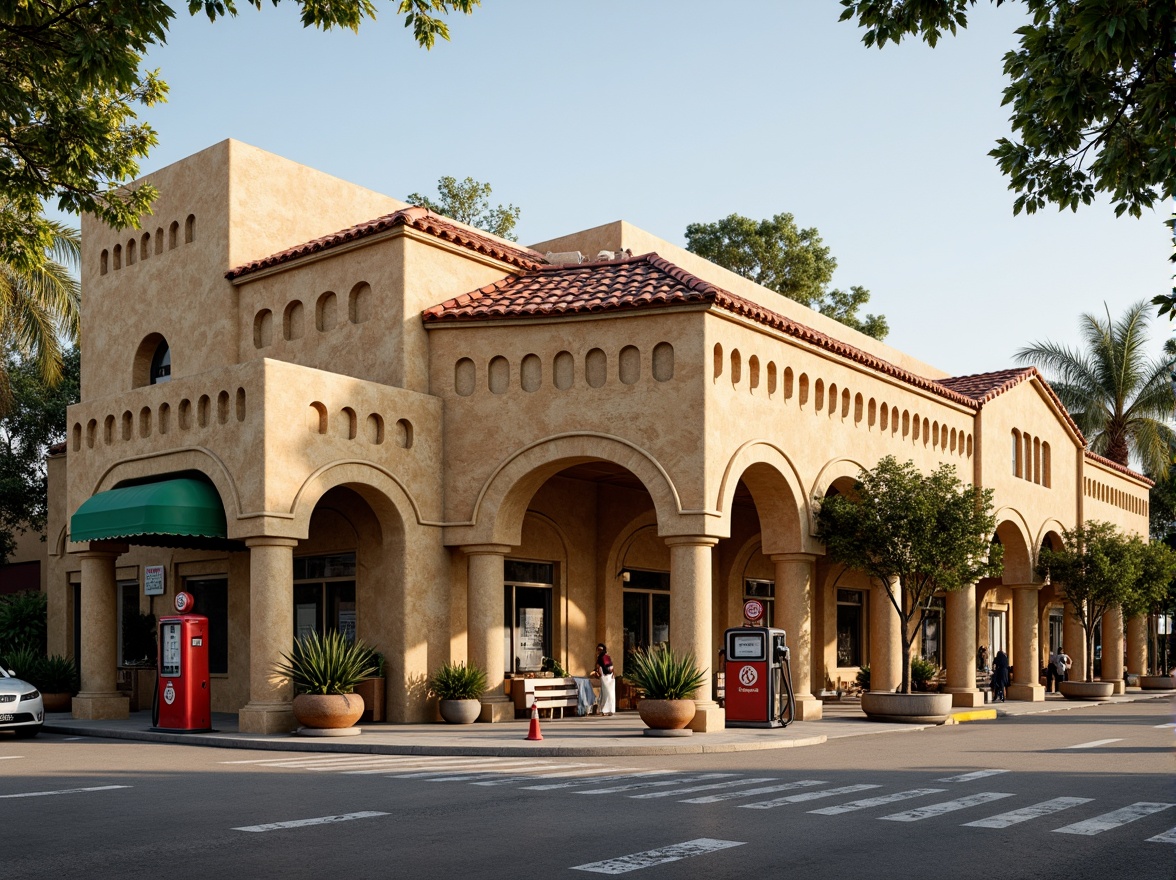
(226, 207, 545, 280)
(1085, 450, 1154, 486)
(939, 367, 1086, 447)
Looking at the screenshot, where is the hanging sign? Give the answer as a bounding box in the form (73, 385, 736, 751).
(174, 591, 195, 613)
(144, 565, 166, 596)
(743, 599, 765, 623)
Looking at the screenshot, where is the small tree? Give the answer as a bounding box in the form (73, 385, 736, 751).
(406, 176, 521, 241)
(1037, 522, 1153, 682)
(1109, 534, 1176, 677)
(816, 456, 1002, 694)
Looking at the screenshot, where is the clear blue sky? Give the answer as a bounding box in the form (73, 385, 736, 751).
(125, 1, 1170, 377)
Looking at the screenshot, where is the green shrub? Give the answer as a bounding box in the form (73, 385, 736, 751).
(428, 661, 487, 700)
(32, 654, 79, 693)
(624, 644, 705, 700)
(911, 657, 940, 692)
(856, 664, 870, 691)
(1, 646, 41, 681)
(274, 630, 377, 695)
(0, 590, 47, 656)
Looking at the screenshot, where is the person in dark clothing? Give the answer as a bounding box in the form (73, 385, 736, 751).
(992, 650, 1011, 702)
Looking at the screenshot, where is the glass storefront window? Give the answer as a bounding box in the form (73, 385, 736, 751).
(186, 578, 228, 674)
(836, 589, 863, 668)
(503, 560, 555, 674)
(623, 569, 671, 659)
(920, 598, 945, 668)
(744, 578, 774, 626)
(294, 552, 357, 642)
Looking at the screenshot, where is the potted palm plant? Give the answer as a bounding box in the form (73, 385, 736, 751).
(428, 661, 487, 724)
(31, 654, 79, 712)
(275, 630, 377, 733)
(625, 644, 706, 736)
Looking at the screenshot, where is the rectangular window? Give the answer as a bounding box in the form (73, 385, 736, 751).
(920, 599, 945, 668)
(118, 580, 146, 665)
(623, 569, 671, 658)
(294, 552, 357, 642)
(186, 578, 228, 674)
(744, 578, 775, 626)
(836, 589, 863, 668)
(503, 561, 555, 674)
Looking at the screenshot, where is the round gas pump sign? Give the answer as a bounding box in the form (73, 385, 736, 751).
(174, 591, 194, 613)
(743, 599, 764, 622)
(163, 682, 176, 705)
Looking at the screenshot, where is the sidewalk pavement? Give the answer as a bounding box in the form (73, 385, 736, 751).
(39, 690, 1172, 758)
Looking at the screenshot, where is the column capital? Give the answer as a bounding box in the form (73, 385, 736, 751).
(1009, 583, 1042, 592)
(461, 543, 512, 558)
(79, 542, 127, 559)
(663, 535, 720, 549)
(769, 552, 817, 564)
(244, 536, 300, 549)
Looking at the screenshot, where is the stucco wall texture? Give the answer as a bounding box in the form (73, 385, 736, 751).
(49, 141, 1151, 729)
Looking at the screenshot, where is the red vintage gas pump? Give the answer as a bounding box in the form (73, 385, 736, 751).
(723, 626, 795, 728)
(152, 591, 212, 732)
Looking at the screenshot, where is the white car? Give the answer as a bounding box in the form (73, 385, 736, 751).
(0, 667, 43, 738)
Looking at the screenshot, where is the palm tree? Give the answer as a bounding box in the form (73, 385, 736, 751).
(1014, 300, 1175, 477)
(0, 216, 80, 407)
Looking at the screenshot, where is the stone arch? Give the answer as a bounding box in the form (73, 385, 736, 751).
(716, 440, 812, 555)
(993, 512, 1034, 585)
(290, 460, 428, 534)
(454, 433, 683, 547)
(810, 457, 869, 504)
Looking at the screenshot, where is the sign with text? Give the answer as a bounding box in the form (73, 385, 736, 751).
(144, 565, 166, 596)
(743, 599, 764, 622)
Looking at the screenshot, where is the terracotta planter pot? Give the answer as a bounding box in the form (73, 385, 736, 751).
(292, 693, 364, 729)
(1139, 675, 1176, 691)
(1058, 680, 1115, 701)
(41, 693, 71, 713)
(861, 691, 953, 724)
(438, 699, 481, 724)
(637, 699, 695, 730)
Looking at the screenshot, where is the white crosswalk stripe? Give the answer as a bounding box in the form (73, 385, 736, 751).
(475, 767, 642, 786)
(1053, 802, 1176, 836)
(963, 797, 1092, 828)
(935, 770, 1009, 783)
(423, 763, 593, 782)
(578, 774, 738, 795)
(682, 779, 827, 805)
(523, 771, 678, 791)
(809, 788, 947, 816)
(630, 777, 779, 799)
(1146, 826, 1176, 844)
(880, 792, 1014, 822)
(740, 784, 881, 810)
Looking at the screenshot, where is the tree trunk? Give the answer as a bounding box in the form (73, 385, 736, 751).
(1085, 626, 1096, 683)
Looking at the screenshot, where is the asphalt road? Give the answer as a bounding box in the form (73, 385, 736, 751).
(1, 699, 1173, 880)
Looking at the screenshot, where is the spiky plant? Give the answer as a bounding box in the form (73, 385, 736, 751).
(275, 630, 377, 695)
(427, 661, 487, 701)
(624, 644, 706, 700)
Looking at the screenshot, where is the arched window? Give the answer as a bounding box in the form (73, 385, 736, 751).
(150, 340, 172, 384)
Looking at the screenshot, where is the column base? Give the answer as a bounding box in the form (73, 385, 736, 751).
(793, 695, 823, 721)
(1006, 683, 1045, 702)
(1106, 679, 1126, 695)
(478, 696, 514, 723)
(238, 701, 296, 734)
(688, 701, 725, 732)
(72, 692, 130, 720)
(945, 688, 985, 708)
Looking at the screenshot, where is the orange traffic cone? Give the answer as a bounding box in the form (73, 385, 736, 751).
(525, 701, 543, 741)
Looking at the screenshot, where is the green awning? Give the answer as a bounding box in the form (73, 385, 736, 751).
(71, 478, 230, 547)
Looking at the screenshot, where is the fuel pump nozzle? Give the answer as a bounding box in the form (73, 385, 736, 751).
(772, 635, 796, 727)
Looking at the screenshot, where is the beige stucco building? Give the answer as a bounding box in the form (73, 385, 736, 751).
(46, 140, 1153, 732)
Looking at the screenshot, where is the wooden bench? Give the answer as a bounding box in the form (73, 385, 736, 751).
(514, 677, 592, 719)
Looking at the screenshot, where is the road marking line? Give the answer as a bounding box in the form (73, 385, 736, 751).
(579, 774, 737, 795)
(571, 838, 744, 875)
(1062, 739, 1123, 749)
(963, 797, 1093, 828)
(880, 792, 1014, 822)
(1053, 802, 1176, 836)
(1147, 826, 1176, 844)
(631, 777, 778, 799)
(396, 761, 545, 779)
(475, 767, 638, 786)
(62, 737, 86, 741)
(740, 784, 881, 810)
(382, 759, 530, 777)
(1154, 723, 1176, 729)
(935, 770, 1010, 783)
(0, 755, 23, 760)
(233, 811, 389, 833)
(524, 771, 678, 791)
(0, 785, 131, 799)
(810, 788, 947, 816)
(465, 765, 609, 785)
(682, 779, 827, 805)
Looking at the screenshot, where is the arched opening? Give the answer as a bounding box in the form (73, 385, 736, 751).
(133, 334, 172, 387)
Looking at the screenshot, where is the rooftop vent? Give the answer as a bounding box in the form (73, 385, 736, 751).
(545, 251, 583, 265)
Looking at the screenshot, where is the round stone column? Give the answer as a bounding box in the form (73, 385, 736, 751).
(1063, 603, 1086, 681)
(869, 578, 902, 692)
(771, 553, 822, 720)
(1007, 585, 1044, 701)
(465, 544, 513, 723)
(1101, 604, 1125, 693)
(72, 545, 129, 720)
(944, 584, 982, 706)
(667, 536, 723, 732)
(1126, 614, 1147, 679)
(238, 537, 298, 734)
